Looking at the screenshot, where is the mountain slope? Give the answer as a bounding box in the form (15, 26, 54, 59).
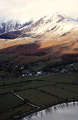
(0, 13, 78, 65)
(21, 13, 78, 38)
(0, 20, 33, 39)
(0, 13, 78, 39)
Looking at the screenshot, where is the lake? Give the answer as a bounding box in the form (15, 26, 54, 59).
(22, 102, 78, 120)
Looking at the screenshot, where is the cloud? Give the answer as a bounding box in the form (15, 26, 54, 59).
(0, 0, 78, 23)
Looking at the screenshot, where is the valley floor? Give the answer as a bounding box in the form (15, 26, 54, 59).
(0, 72, 78, 120)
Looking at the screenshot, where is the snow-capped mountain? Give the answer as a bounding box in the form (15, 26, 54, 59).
(0, 13, 78, 65)
(0, 13, 78, 39)
(23, 13, 78, 38)
(0, 19, 22, 34)
(0, 19, 33, 34)
(76, 18, 78, 22)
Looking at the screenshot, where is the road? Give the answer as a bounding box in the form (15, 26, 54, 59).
(11, 90, 40, 109)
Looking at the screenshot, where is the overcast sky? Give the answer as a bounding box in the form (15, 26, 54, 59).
(0, 0, 78, 23)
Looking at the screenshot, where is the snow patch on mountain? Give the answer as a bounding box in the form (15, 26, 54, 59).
(0, 19, 21, 34)
(0, 13, 78, 39)
(28, 13, 78, 36)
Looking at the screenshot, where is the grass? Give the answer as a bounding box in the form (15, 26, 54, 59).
(0, 81, 30, 94)
(57, 84, 78, 93)
(0, 104, 34, 120)
(0, 94, 23, 113)
(16, 80, 53, 91)
(16, 89, 59, 107)
(0, 77, 30, 85)
(30, 62, 46, 72)
(39, 86, 78, 101)
(34, 73, 78, 83)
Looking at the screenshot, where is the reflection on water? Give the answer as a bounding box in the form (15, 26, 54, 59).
(22, 102, 78, 120)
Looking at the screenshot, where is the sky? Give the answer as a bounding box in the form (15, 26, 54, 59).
(0, 0, 78, 23)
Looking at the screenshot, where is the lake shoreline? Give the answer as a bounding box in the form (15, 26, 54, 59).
(18, 100, 78, 120)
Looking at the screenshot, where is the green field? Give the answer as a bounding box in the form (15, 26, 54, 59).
(0, 94, 23, 113)
(0, 72, 78, 120)
(16, 89, 59, 107)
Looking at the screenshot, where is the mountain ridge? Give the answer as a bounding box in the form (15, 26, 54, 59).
(0, 13, 78, 65)
(0, 13, 78, 40)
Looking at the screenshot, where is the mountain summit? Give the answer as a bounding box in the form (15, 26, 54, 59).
(25, 13, 78, 37)
(0, 13, 78, 39)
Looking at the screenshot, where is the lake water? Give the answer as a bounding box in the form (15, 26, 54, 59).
(22, 102, 78, 120)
